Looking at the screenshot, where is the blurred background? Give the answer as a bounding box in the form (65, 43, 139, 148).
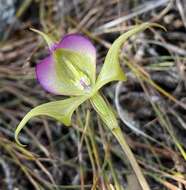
(0, 0, 186, 189)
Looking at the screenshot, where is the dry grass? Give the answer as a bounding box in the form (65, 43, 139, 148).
(0, 0, 186, 189)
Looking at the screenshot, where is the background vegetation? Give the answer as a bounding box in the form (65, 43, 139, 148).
(0, 0, 186, 189)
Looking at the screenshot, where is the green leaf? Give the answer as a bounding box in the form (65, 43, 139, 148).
(90, 92, 118, 130)
(15, 96, 88, 146)
(30, 28, 55, 50)
(95, 23, 164, 90)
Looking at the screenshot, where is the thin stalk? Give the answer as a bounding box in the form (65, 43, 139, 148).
(98, 119, 122, 190)
(112, 127, 150, 190)
(76, 108, 101, 188)
(90, 92, 150, 190)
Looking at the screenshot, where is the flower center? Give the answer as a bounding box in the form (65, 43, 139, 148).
(61, 56, 91, 91)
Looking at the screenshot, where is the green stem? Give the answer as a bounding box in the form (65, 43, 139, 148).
(90, 92, 150, 190)
(112, 127, 150, 190)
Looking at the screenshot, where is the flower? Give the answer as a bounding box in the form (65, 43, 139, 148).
(15, 23, 158, 147)
(15, 23, 160, 190)
(36, 34, 96, 95)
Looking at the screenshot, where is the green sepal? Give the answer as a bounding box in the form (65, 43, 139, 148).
(15, 96, 88, 146)
(95, 22, 164, 91)
(90, 92, 118, 130)
(30, 28, 55, 50)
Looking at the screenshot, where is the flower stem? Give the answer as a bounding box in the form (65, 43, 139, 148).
(90, 92, 150, 190)
(112, 127, 150, 190)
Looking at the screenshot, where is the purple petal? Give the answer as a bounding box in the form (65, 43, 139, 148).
(36, 56, 62, 95)
(36, 55, 85, 95)
(36, 34, 96, 95)
(57, 34, 96, 65)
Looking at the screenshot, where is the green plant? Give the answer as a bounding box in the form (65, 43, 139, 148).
(15, 23, 163, 190)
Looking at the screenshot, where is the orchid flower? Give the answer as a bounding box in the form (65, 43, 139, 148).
(15, 23, 161, 190)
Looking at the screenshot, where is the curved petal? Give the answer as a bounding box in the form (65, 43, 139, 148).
(36, 55, 84, 95)
(15, 96, 88, 146)
(57, 34, 96, 65)
(56, 34, 96, 63)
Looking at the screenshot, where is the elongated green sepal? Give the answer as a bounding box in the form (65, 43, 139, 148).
(90, 93, 118, 130)
(30, 28, 55, 50)
(15, 96, 88, 146)
(95, 23, 164, 90)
